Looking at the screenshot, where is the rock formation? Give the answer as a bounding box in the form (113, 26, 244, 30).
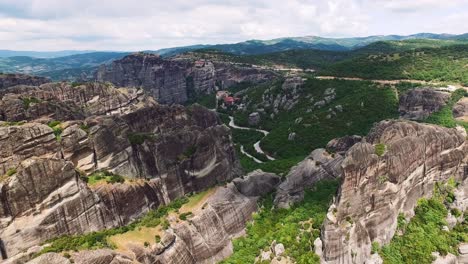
(0, 73, 49, 89)
(321, 120, 467, 263)
(274, 148, 343, 208)
(399, 88, 450, 120)
(0, 82, 155, 122)
(453, 97, 468, 122)
(326, 135, 362, 155)
(22, 170, 280, 264)
(0, 82, 241, 262)
(96, 53, 275, 104)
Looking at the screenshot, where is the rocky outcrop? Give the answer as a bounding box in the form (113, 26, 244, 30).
(232, 169, 281, 197)
(0, 74, 49, 89)
(399, 88, 450, 120)
(96, 53, 275, 104)
(0, 82, 155, 122)
(130, 172, 277, 263)
(0, 83, 241, 262)
(274, 149, 343, 208)
(453, 97, 468, 122)
(326, 135, 362, 155)
(63, 171, 279, 264)
(321, 120, 467, 264)
(0, 158, 112, 259)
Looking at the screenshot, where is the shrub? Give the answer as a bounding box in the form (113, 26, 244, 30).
(374, 144, 386, 156)
(22, 97, 41, 109)
(143, 241, 150, 248)
(371, 241, 380, 254)
(107, 174, 125, 184)
(6, 168, 17, 176)
(127, 132, 156, 145)
(155, 235, 161, 243)
(80, 124, 90, 133)
(451, 208, 462, 218)
(179, 212, 193, 221)
(178, 145, 198, 161)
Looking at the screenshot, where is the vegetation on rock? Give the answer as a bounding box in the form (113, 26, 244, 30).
(221, 180, 338, 264)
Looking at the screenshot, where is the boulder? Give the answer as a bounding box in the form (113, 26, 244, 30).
(326, 135, 362, 154)
(275, 149, 343, 208)
(232, 170, 281, 197)
(399, 88, 450, 120)
(248, 112, 261, 126)
(453, 97, 468, 122)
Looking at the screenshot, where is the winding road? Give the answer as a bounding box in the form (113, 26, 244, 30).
(228, 116, 275, 163)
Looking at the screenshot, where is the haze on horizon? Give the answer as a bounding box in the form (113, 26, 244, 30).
(0, 0, 467, 51)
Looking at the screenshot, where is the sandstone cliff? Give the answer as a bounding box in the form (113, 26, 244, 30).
(20, 170, 280, 264)
(96, 53, 275, 104)
(321, 120, 467, 263)
(0, 82, 241, 262)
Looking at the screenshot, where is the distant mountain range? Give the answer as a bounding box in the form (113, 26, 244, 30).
(1, 33, 467, 81)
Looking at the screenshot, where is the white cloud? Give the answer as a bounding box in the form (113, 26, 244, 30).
(0, 0, 466, 51)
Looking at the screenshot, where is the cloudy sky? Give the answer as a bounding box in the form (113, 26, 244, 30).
(0, 0, 467, 51)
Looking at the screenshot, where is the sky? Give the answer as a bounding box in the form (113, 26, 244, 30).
(0, 0, 467, 51)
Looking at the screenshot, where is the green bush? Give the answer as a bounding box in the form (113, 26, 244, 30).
(22, 97, 41, 109)
(375, 143, 386, 157)
(381, 194, 467, 264)
(6, 168, 17, 176)
(221, 180, 339, 264)
(127, 132, 156, 145)
(155, 235, 161, 243)
(178, 145, 197, 161)
(179, 212, 193, 221)
(425, 89, 467, 131)
(371, 241, 380, 254)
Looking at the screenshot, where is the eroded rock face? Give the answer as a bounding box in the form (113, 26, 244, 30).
(232, 169, 281, 197)
(0, 158, 111, 258)
(326, 135, 362, 155)
(0, 82, 155, 122)
(96, 53, 275, 104)
(0, 74, 49, 90)
(274, 149, 343, 208)
(0, 83, 241, 262)
(453, 97, 468, 122)
(399, 88, 450, 120)
(321, 120, 467, 264)
(117, 174, 277, 264)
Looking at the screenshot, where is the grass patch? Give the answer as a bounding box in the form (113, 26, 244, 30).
(107, 226, 163, 252)
(221, 180, 338, 264)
